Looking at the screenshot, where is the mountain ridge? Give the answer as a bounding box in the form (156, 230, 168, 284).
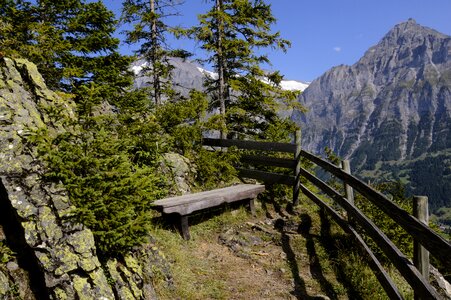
(292, 19, 451, 210)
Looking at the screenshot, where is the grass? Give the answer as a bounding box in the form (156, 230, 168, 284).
(149, 207, 251, 299)
(146, 191, 418, 300)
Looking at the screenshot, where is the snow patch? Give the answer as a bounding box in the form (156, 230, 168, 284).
(280, 80, 309, 91)
(196, 67, 219, 79)
(131, 62, 148, 75)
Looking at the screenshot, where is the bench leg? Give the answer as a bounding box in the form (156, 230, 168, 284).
(180, 215, 191, 240)
(248, 198, 256, 216)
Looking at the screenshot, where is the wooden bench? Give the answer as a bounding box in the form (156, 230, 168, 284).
(151, 184, 265, 240)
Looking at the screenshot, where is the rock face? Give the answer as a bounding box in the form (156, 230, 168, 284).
(0, 57, 115, 299)
(292, 19, 451, 210)
(0, 57, 168, 299)
(161, 153, 197, 195)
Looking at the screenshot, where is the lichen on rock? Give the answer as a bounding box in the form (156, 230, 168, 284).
(161, 152, 197, 195)
(0, 57, 114, 299)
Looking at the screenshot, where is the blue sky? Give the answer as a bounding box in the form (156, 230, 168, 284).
(105, 0, 451, 82)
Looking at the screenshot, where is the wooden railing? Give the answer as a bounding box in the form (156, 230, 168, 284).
(202, 134, 451, 299)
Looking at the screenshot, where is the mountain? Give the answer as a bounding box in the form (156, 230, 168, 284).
(292, 19, 451, 211)
(131, 57, 309, 94)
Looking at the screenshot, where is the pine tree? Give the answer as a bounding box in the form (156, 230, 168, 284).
(122, 0, 188, 106)
(183, 0, 301, 140)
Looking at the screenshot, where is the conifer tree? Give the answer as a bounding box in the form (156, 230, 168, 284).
(184, 0, 300, 140)
(0, 0, 133, 98)
(122, 0, 187, 106)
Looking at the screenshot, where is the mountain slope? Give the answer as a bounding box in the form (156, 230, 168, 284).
(131, 57, 309, 94)
(292, 19, 451, 210)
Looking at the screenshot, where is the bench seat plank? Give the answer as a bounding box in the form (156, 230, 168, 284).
(152, 184, 265, 215)
(151, 184, 265, 239)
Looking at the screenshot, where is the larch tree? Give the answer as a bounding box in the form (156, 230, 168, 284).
(184, 0, 301, 140)
(122, 0, 188, 106)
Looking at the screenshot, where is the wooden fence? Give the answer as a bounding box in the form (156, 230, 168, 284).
(202, 132, 451, 299)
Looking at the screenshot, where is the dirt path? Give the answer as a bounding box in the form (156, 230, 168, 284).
(154, 204, 351, 299)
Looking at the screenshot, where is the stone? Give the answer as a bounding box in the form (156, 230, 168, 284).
(38, 206, 63, 243)
(0, 270, 10, 296)
(88, 268, 115, 299)
(0, 225, 5, 241)
(161, 152, 196, 195)
(6, 261, 19, 271)
(67, 229, 96, 256)
(73, 275, 93, 300)
(0, 57, 114, 298)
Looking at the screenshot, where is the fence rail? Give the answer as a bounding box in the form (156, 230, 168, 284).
(202, 135, 451, 299)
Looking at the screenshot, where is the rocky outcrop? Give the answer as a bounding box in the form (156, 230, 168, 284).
(0, 57, 170, 299)
(0, 57, 115, 299)
(292, 19, 451, 209)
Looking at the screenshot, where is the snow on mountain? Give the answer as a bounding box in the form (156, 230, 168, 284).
(196, 66, 308, 91)
(280, 80, 309, 91)
(196, 67, 219, 80)
(131, 62, 147, 75)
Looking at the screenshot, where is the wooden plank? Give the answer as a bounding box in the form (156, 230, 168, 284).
(153, 184, 264, 207)
(341, 160, 355, 205)
(341, 160, 355, 225)
(299, 167, 440, 299)
(299, 184, 403, 300)
(248, 199, 256, 216)
(237, 168, 295, 185)
(152, 184, 265, 215)
(202, 138, 296, 153)
(300, 150, 451, 270)
(240, 155, 296, 169)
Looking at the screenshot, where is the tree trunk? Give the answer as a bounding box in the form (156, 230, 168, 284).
(216, 0, 226, 139)
(150, 0, 161, 106)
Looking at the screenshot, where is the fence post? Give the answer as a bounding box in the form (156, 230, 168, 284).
(341, 160, 355, 205)
(413, 195, 429, 300)
(293, 130, 301, 206)
(341, 160, 355, 224)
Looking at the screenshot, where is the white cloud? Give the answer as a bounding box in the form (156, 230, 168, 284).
(333, 46, 342, 52)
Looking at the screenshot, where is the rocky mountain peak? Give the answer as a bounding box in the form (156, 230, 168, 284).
(292, 21, 451, 211)
(358, 18, 450, 72)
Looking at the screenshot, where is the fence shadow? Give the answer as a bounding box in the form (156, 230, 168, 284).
(317, 209, 362, 300)
(298, 213, 339, 300)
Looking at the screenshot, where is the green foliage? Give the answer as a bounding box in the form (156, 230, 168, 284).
(155, 90, 239, 189)
(122, 0, 187, 105)
(190, 147, 240, 190)
(433, 207, 451, 226)
(0, 0, 133, 96)
(179, 0, 300, 138)
(29, 82, 168, 257)
(0, 241, 15, 264)
(155, 90, 208, 154)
